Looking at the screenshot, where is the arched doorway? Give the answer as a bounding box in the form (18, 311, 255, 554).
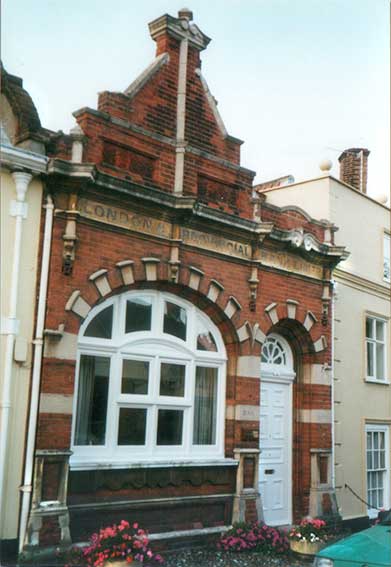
(259, 334, 295, 526)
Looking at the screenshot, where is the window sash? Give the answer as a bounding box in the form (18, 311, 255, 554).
(365, 317, 387, 381)
(366, 426, 390, 516)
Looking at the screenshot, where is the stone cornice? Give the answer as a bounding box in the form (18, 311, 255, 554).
(270, 227, 348, 262)
(1, 142, 47, 174)
(148, 13, 211, 51)
(193, 203, 272, 235)
(47, 158, 347, 265)
(334, 268, 391, 300)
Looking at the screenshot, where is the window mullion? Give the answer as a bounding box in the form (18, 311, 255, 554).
(146, 404, 156, 455)
(187, 359, 196, 453)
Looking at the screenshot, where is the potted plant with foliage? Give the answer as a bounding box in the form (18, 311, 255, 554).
(64, 520, 164, 566)
(288, 517, 328, 556)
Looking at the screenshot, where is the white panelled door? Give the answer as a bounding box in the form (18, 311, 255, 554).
(259, 381, 292, 525)
(259, 334, 294, 526)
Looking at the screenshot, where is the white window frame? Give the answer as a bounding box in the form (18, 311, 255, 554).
(384, 232, 390, 283)
(365, 315, 388, 384)
(365, 424, 390, 518)
(70, 291, 227, 469)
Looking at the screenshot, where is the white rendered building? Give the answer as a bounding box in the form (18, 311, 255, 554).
(257, 149, 391, 527)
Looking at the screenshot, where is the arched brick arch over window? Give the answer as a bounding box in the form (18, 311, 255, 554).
(64, 261, 244, 350)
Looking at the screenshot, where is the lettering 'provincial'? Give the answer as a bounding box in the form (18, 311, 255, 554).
(180, 228, 251, 260)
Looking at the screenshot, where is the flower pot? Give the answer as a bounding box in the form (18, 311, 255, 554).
(290, 539, 324, 556)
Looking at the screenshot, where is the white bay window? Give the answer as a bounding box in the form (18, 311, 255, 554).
(71, 291, 226, 468)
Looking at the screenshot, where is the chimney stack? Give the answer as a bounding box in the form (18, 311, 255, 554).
(338, 147, 370, 194)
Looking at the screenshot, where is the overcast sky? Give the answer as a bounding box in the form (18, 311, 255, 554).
(3, 0, 390, 199)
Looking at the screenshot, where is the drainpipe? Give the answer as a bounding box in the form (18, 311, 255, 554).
(330, 279, 336, 491)
(19, 194, 54, 552)
(0, 171, 33, 518)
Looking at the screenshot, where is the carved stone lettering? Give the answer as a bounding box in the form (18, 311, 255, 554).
(78, 199, 171, 239)
(78, 199, 253, 261)
(261, 249, 323, 280)
(180, 227, 251, 260)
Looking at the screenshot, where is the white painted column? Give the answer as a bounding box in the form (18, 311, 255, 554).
(174, 37, 189, 194)
(70, 124, 84, 163)
(0, 171, 32, 515)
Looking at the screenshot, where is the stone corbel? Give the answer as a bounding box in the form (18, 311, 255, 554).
(169, 224, 181, 283)
(248, 238, 263, 312)
(43, 323, 65, 340)
(62, 193, 79, 275)
(250, 194, 263, 223)
(248, 268, 259, 312)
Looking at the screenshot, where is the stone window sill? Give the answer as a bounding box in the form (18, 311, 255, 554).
(70, 458, 239, 471)
(365, 378, 390, 386)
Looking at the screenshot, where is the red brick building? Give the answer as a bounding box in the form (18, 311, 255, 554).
(24, 10, 346, 550)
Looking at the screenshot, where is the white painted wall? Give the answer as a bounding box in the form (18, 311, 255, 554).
(0, 171, 43, 540)
(330, 178, 389, 284)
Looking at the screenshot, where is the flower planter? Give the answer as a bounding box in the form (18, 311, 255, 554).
(103, 562, 143, 567)
(290, 539, 325, 556)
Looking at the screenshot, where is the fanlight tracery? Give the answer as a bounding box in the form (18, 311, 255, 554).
(261, 334, 295, 379)
(261, 336, 287, 365)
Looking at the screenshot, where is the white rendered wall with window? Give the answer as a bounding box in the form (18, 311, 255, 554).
(331, 281, 390, 520)
(71, 291, 227, 469)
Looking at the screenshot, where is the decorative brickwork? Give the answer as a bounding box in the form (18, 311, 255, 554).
(338, 147, 370, 194)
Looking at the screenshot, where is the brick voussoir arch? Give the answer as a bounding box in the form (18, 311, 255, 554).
(64, 259, 245, 347)
(261, 300, 327, 353)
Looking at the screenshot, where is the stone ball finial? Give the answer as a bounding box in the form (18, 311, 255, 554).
(319, 159, 333, 172)
(178, 8, 193, 21)
(376, 193, 389, 205)
(70, 123, 83, 139)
